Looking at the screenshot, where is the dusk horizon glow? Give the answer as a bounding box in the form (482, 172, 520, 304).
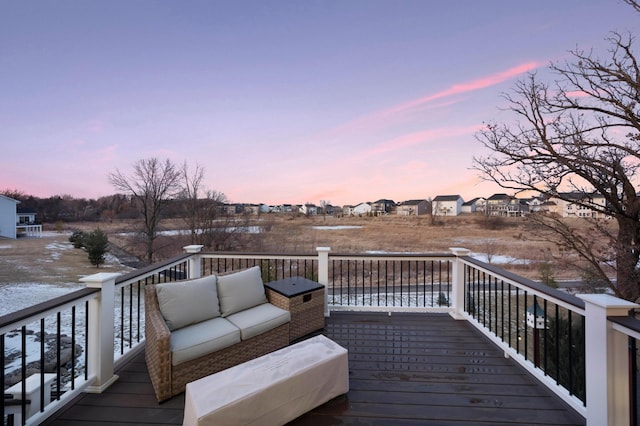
(2, 1, 638, 206)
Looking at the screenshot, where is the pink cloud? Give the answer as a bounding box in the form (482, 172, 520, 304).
(381, 62, 540, 119)
(564, 90, 590, 98)
(367, 125, 482, 156)
(328, 62, 540, 141)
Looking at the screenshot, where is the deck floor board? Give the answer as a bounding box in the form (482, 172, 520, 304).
(42, 312, 585, 426)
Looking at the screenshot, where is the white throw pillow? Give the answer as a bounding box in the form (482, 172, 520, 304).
(155, 274, 220, 331)
(217, 266, 268, 317)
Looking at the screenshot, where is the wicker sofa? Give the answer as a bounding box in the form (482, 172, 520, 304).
(144, 266, 291, 402)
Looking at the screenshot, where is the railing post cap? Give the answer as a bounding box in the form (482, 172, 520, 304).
(450, 247, 471, 256)
(80, 272, 120, 287)
(184, 244, 204, 253)
(316, 246, 331, 253)
(577, 293, 639, 313)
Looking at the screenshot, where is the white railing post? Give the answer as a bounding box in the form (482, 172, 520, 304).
(81, 272, 121, 393)
(316, 247, 331, 317)
(184, 245, 204, 279)
(578, 294, 639, 426)
(449, 247, 470, 320)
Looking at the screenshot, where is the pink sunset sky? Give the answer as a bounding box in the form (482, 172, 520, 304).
(1, 1, 639, 206)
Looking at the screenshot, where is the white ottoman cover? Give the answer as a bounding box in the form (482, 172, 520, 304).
(183, 335, 349, 426)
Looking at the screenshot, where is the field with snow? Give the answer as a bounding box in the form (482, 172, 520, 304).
(0, 232, 133, 316)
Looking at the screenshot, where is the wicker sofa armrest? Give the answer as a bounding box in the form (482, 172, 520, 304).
(144, 285, 173, 402)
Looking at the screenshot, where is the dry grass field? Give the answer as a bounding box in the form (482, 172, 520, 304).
(255, 214, 567, 280)
(58, 214, 579, 281)
(0, 214, 596, 290)
(0, 232, 133, 286)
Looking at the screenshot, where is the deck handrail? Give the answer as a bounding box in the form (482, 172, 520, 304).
(3, 245, 640, 425)
(459, 254, 585, 311)
(0, 288, 99, 334)
(452, 249, 588, 417)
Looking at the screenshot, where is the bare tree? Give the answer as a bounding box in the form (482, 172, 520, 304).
(319, 200, 330, 221)
(179, 162, 206, 244)
(474, 28, 640, 300)
(623, 0, 640, 13)
(109, 158, 181, 264)
(177, 161, 232, 248)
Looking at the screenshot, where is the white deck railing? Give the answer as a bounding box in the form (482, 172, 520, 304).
(2, 245, 638, 425)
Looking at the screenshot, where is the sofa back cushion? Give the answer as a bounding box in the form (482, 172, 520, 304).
(155, 274, 220, 331)
(217, 266, 268, 317)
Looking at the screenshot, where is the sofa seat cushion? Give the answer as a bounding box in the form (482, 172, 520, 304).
(171, 317, 241, 366)
(217, 266, 268, 317)
(226, 303, 291, 340)
(155, 275, 220, 331)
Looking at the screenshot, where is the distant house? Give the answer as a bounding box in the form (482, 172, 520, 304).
(319, 204, 338, 215)
(486, 193, 516, 216)
(0, 195, 41, 238)
(0, 195, 20, 239)
(300, 204, 318, 215)
(17, 207, 37, 225)
(525, 197, 545, 213)
(371, 199, 396, 215)
(223, 204, 244, 215)
(277, 204, 294, 213)
(396, 199, 428, 216)
(351, 202, 372, 216)
(341, 205, 354, 216)
(432, 195, 464, 216)
(243, 204, 262, 215)
(461, 197, 486, 214)
(548, 192, 608, 218)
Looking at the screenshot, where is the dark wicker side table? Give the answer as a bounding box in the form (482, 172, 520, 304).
(264, 276, 325, 341)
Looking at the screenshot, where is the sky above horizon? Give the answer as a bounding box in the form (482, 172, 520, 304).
(2, 1, 639, 206)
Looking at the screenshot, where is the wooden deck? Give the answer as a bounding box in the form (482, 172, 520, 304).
(42, 312, 585, 426)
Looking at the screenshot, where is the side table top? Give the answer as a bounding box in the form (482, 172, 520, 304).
(264, 276, 324, 297)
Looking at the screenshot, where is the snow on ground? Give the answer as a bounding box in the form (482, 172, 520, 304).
(1, 232, 130, 317)
(0, 282, 81, 316)
(2, 232, 141, 381)
(118, 226, 264, 236)
(365, 250, 422, 255)
(363, 250, 530, 265)
(43, 241, 74, 262)
(313, 226, 363, 230)
(470, 253, 531, 265)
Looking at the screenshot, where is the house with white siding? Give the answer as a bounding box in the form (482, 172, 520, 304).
(432, 195, 464, 216)
(0, 195, 41, 238)
(351, 202, 372, 216)
(461, 197, 486, 214)
(548, 192, 608, 218)
(0, 195, 20, 239)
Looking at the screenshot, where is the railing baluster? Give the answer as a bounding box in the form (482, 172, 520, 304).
(71, 306, 76, 390)
(85, 300, 89, 381)
(40, 318, 46, 411)
(21, 324, 27, 423)
(1, 334, 4, 422)
(399, 260, 403, 307)
(543, 299, 549, 374)
(119, 286, 124, 355)
(56, 311, 61, 401)
(555, 303, 560, 385)
(516, 287, 520, 354)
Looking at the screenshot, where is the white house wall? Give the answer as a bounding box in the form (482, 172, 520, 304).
(433, 199, 463, 216)
(0, 196, 18, 239)
(352, 204, 372, 215)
